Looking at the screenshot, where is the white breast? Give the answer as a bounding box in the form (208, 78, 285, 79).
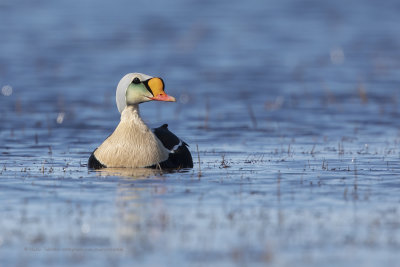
(94, 106, 169, 168)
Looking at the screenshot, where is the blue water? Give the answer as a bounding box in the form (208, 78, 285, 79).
(1, 0, 400, 266)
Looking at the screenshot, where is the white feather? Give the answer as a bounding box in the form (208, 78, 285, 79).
(94, 105, 169, 168)
(170, 140, 182, 153)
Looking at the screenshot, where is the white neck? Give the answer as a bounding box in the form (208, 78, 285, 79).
(124, 104, 140, 117)
(120, 105, 145, 128)
(94, 105, 169, 168)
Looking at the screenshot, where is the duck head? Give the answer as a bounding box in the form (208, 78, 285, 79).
(116, 73, 176, 113)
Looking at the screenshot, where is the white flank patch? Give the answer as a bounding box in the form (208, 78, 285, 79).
(170, 140, 182, 153)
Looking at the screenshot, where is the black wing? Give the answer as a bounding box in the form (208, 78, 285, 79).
(152, 124, 193, 169)
(88, 149, 107, 169)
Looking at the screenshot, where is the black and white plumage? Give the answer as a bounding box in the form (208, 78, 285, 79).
(88, 73, 193, 170)
(150, 124, 193, 169)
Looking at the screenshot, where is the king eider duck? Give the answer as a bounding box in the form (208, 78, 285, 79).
(88, 73, 193, 170)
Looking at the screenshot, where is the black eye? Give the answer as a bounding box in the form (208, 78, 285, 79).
(132, 77, 141, 84)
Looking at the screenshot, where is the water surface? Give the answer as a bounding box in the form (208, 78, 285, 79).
(1, 0, 400, 266)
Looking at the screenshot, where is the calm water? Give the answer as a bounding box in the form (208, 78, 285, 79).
(1, 0, 400, 266)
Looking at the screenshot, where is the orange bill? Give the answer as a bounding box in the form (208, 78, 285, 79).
(147, 77, 176, 102)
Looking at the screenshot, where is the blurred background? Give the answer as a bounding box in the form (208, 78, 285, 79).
(1, 0, 400, 141)
(1, 0, 400, 266)
(1, 0, 399, 111)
